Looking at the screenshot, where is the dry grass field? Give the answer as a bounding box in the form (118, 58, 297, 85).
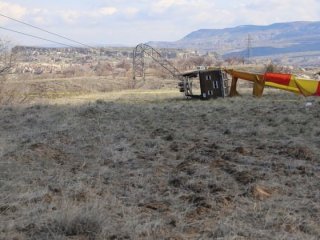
(0, 79, 320, 239)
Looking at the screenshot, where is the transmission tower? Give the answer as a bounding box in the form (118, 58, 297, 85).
(132, 43, 183, 87)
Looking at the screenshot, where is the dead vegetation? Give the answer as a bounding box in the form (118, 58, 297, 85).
(0, 87, 320, 239)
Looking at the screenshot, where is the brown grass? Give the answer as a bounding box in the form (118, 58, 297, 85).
(0, 84, 320, 239)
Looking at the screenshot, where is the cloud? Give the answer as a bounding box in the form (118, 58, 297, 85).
(152, 0, 188, 13)
(1, 0, 320, 45)
(98, 7, 117, 16)
(59, 10, 80, 24)
(32, 16, 46, 25)
(123, 7, 139, 17)
(0, 1, 26, 23)
(60, 6, 119, 22)
(56, 7, 118, 25)
(230, 0, 320, 25)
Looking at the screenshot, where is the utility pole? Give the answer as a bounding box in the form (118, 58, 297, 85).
(247, 34, 253, 62)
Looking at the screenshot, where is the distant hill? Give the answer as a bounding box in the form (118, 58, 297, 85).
(148, 21, 320, 58)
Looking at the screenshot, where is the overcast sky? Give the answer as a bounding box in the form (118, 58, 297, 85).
(0, 0, 320, 47)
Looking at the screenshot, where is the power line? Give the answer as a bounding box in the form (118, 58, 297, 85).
(0, 26, 78, 48)
(0, 13, 93, 49)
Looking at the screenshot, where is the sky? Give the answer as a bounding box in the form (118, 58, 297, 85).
(0, 0, 320, 47)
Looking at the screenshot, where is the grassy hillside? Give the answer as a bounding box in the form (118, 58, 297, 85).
(1, 86, 319, 239)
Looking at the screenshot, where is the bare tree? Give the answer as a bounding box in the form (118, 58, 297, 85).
(115, 59, 131, 72)
(0, 39, 17, 104)
(190, 56, 205, 66)
(0, 39, 14, 78)
(94, 61, 113, 76)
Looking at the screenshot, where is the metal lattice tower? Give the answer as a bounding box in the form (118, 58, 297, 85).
(132, 43, 183, 86)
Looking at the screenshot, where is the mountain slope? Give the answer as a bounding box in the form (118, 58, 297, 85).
(148, 21, 320, 57)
